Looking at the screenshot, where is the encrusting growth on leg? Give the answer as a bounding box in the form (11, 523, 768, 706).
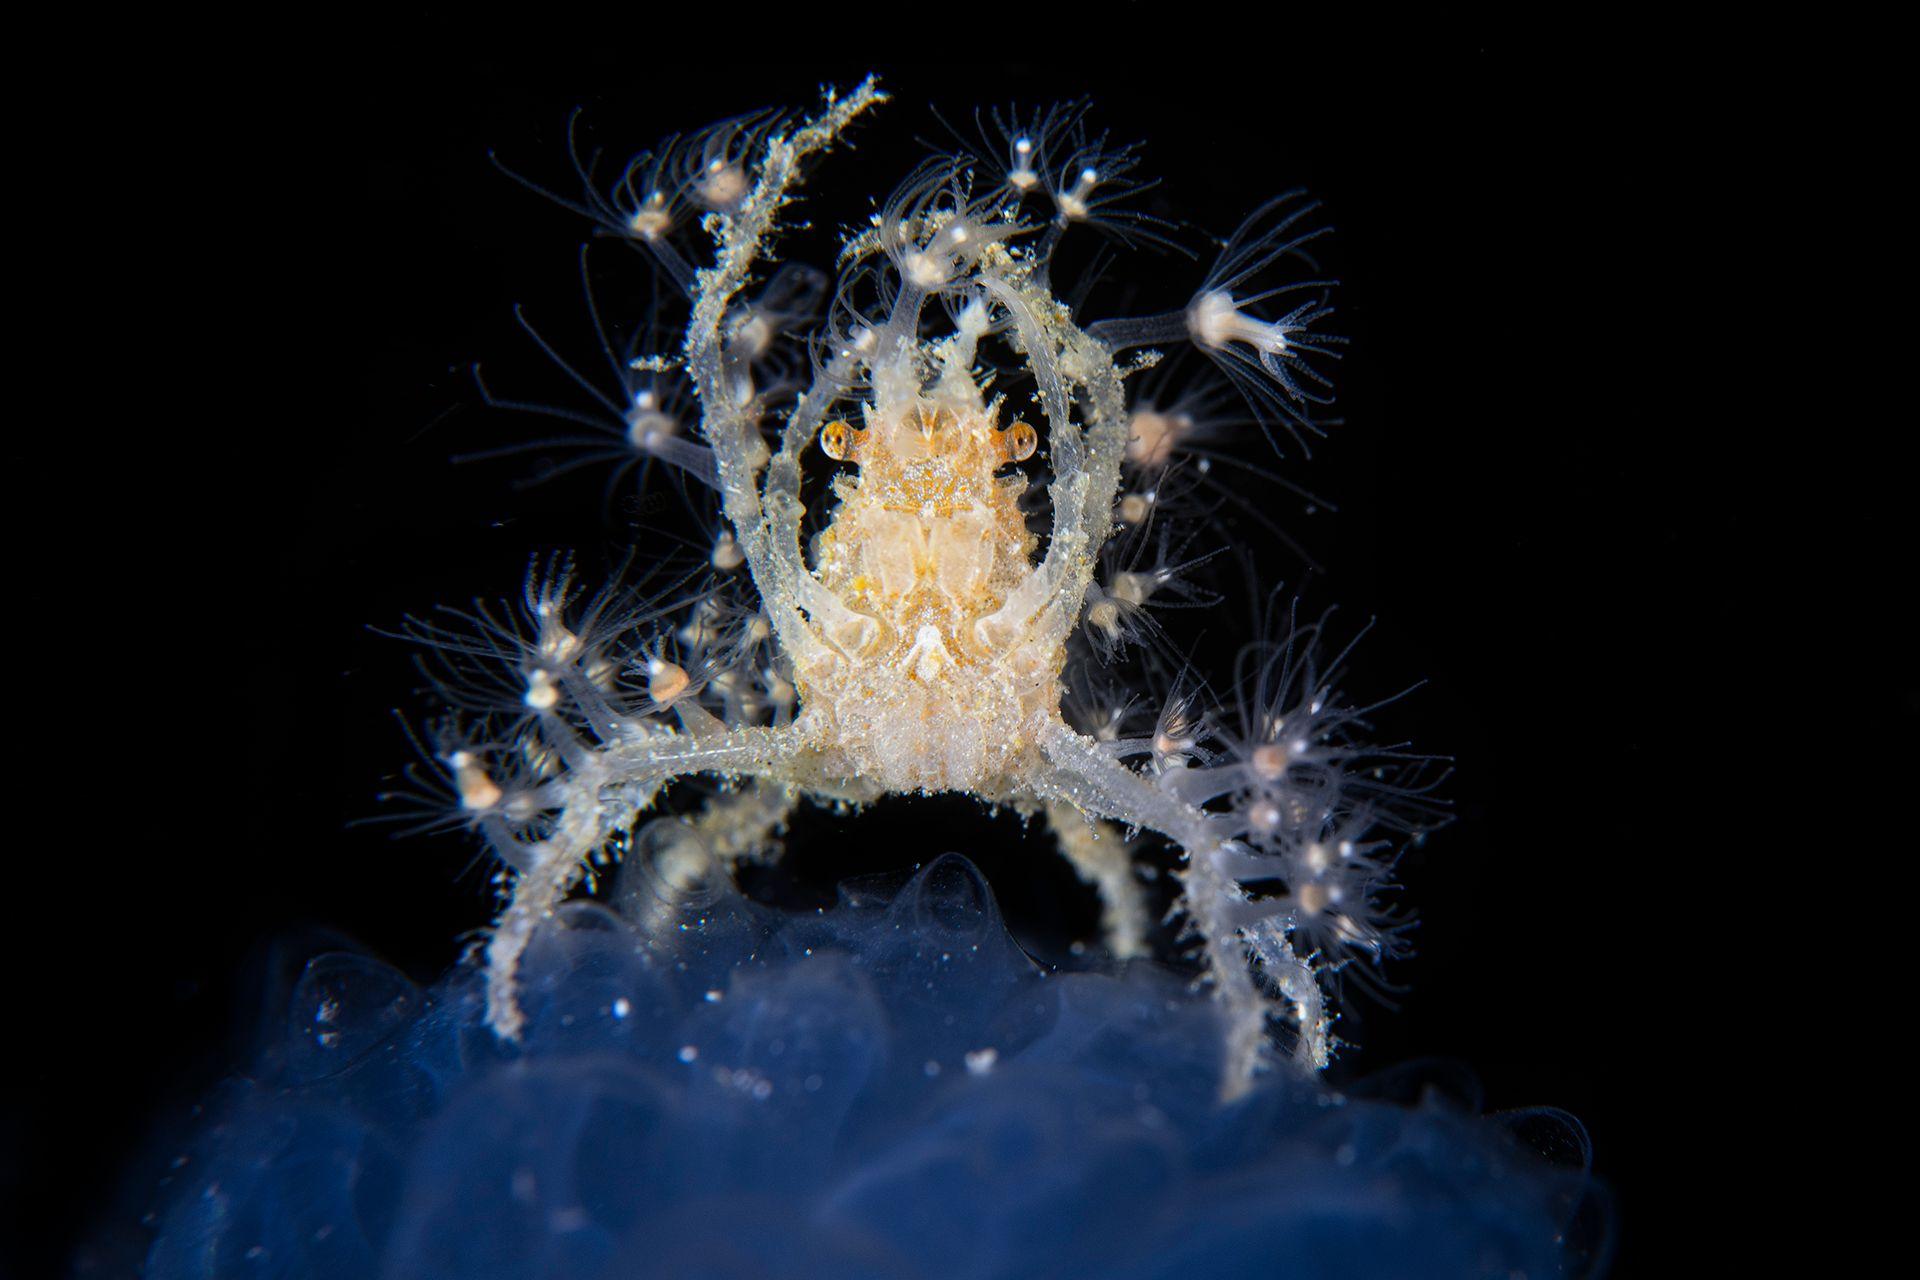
(687, 778, 795, 870)
(1044, 800, 1148, 960)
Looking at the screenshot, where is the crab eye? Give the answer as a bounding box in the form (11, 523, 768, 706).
(820, 420, 864, 462)
(999, 420, 1037, 463)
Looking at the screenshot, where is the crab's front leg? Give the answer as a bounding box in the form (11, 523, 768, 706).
(482, 721, 811, 1039)
(681, 78, 887, 665)
(1031, 723, 1329, 1099)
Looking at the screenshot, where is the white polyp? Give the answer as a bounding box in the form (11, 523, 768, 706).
(696, 161, 749, 210)
(1109, 572, 1150, 607)
(449, 751, 503, 813)
(627, 197, 672, 241)
(903, 250, 950, 289)
(1008, 136, 1038, 191)
(1058, 168, 1099, 221)
(1187, 289, 1292, 357)
(536, 618, 581, 664)
(1251, 742, 1291, 780)
(647, 658, 691, 704)
(626, 399, 679, 452)
(524, 668, 561, 711)
(1302, 841, 1330, 875)
(1126, 410, 1193, 468)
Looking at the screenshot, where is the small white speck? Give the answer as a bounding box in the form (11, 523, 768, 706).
(965, 1047, 998, 1075)
(611, 998, 631, 1019)
(677, 1044, 699, 1063)
(704, 989, 724, 1003)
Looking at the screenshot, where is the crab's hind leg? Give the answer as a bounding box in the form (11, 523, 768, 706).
(1043, 799, 1149, 961)
(688, 777, 797, 870)
(1031, 723, 1329, 1099)
(615, 778, 801, 936)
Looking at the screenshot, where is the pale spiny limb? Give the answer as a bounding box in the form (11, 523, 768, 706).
(683, 78, 886, 662)
(970, 276, 1133, 660)
(618, 778, 799, 939)
(688, 777, 796, 870)
(484, 722, 804, 1039)
(1042, 799, 1148, 960)
(1033, 722, 1329, 1099)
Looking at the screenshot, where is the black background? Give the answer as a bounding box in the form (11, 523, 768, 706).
(10, 37, 1855, 1276)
